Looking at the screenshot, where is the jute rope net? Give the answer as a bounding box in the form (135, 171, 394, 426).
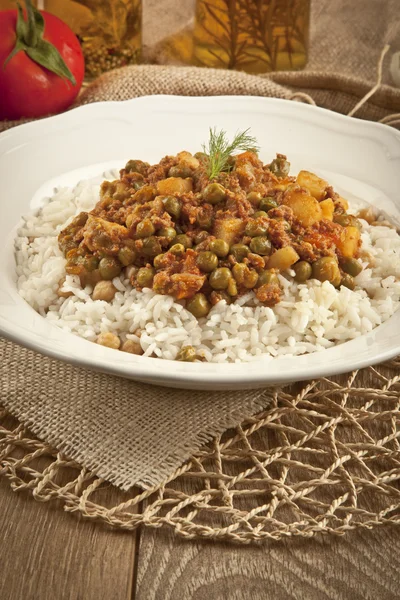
(2, 357, 400, 544)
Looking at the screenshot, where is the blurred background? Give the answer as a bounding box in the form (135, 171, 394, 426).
(0, 0, 398, 87)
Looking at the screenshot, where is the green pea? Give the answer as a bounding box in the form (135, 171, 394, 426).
(209, 238, 229, 258)
(230, 244, 249, 262)
(168, 165, 193, 178)
(209, 267, 232, 290)
(312, 257, 341, 286)
(169, 243, 186, 256)
(293, 261, 312, 283)
(257, 269, 280, 287)
(259, 197, 278, 212)
(341, 273, 355, 290)
(341, 258, 363, 277)
(142, 236, 162, 258)
(124, 159, 148, 175)
(247, 191, 262, 205)
(136, 219, 155, 238)
(176, 345, 197, 362)
(83, 255, 99, 272)
(158, 227, 177, 244)
(99, 257, 121, 280)
(163, 196, 181, 219)
(186, 293, 211, 318)
(118, 246, 136, 267)
(245, 220, 268, 237)
(232, 263, 247, 283)
(249, 236, 272, 256)
(203, 183, 226, 205)
(197, 251, 219, 273)
(153, 254, 165, 269)
(333, 214, 362, 230)
(175, 234, 193, 249)
(253, 210, 269, 219)
(136, 267, 155, 288)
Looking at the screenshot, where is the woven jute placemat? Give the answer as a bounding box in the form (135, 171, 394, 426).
(2, 359, 400, 543)
(1, 0, 400, 542)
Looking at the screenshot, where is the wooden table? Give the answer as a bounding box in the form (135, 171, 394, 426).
(1, 475, 400, 600)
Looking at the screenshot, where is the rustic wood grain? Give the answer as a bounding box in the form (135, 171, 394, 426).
(0, 475, 138, 600)
(135, 525, 400, 600)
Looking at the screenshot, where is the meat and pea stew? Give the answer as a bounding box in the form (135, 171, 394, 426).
(58, 129, 364, 319)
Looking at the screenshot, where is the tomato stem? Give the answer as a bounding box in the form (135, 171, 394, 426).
(25, 0, 38, 46)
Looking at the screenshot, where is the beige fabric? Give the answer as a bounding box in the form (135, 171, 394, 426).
(0, 339, 269, 490)
(78, 63, 290, 103)
(0, 0, 400, 496)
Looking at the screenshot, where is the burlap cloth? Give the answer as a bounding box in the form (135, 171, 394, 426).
(1, 0, 400, 541)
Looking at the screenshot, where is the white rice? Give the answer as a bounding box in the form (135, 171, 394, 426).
(15, 175, 400, 363)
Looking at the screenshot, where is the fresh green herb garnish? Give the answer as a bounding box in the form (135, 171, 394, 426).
(202, 127, 259, 180)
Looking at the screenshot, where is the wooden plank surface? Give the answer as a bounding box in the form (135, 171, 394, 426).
(0, 477, 137, 600)
(136, 526, 400, 600)
(2, 475, 400, 600)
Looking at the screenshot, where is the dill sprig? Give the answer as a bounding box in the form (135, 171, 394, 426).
(202, 127, 260, 180)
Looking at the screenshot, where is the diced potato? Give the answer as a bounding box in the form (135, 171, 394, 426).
(337, 226, 361, 258)
(282, 187, 323, 228)
(296, 170, 328, 201)
(266, 246, 300, 271)
(336, 196, 349, 211)
(320, 198, 335, 221)
(156, 177, 193, 195)
(213, 218, 245, 246)
(273, 180, 292, 192)
(177, 151, 200, 170)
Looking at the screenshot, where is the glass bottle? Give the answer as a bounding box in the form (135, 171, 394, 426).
(41, 0, 142, 80)
(193, 0, 310, 73)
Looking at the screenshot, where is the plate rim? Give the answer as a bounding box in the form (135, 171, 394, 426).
(1, 94, 400, 389)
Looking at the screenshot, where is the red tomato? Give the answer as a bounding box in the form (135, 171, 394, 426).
(0, 9, 84, 120)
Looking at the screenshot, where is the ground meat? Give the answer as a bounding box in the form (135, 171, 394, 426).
(303, 220, 344, 257)
(292, 240, 317, 262)
(268, 205, 294, 224)
(147, 156, 177, 184)
(255, 283, 282, 306)
(267, 218, 292, 249)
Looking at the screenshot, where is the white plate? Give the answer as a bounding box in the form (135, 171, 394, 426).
(1, 96, 400, 390)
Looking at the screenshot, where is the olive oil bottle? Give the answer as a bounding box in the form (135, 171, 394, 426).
(193, 0, 310, 73)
